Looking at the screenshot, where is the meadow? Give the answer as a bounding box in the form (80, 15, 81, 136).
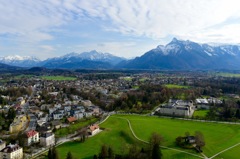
(41, 76, 77, 81)
(57, 115, 240, 159)
(164, 84, 189, 89)
(55, 118, 98, 138)
(193, 110, 209, 118)
(215, 72, 240, 78)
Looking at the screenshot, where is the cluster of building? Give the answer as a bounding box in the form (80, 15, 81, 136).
(156, 97, 223, 117)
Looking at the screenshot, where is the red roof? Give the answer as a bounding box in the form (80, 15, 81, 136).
(26, 130, 38, 138)
(89, 125, 99, 132)
(67, 116, 77, 123)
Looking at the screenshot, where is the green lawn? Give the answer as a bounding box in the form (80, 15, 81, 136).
(57, 116, 144, 159)
(41, 76, 77, 81)
(55, 118, 98, 138)
(57, 115, 240, 159)
(193, 110, 209, 118)
(164, 84, 189, 89)
(122, 77, 132, 81)
(216, 144, 240, 159)
(216, 72, 240, 78)
(14, 74, 34, 79)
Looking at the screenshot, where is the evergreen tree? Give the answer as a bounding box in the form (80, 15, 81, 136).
(52, 146, 59, 159)
(93, 155, 98, 159)
(66, 152, 73, 159)
(48, 147, 53, 159)
(99, 145, 108, 159)
(108, 147, 114, 159)
(149, 132, 163, 159)
(235, 109, 240, 119)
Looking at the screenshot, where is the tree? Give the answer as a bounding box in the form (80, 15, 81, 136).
(99, 145, 108, 159)
(48, 146, 59, 159)
(66, 152, 73, 159)
(48, 147, 53, 159)
(108, 147, 114, 159)
(235, 109, 240, 119)
(93, 155, 98, 159)
(195, 131, 205, 151)
(52, 146, 59, 159)
(149, 132, 163, 159)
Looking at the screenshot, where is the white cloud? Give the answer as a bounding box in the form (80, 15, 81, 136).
(0, 0, 68, 42)
(68, 0, 240, 43)
(40, 45, 56, 52)
(1, 0, 240, 58)
(74, 41, 158, 58)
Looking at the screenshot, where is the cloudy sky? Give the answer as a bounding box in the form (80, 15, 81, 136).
(1, 0, 240, 59)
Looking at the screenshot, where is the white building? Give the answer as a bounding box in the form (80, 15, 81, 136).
(24, 130, 39, 146)
(196, 98, 209, 109)
(40, 132, 55, 147)
(0, 140, 6, 151)
(0, 144, 23, 159)
(158, 99, 195, 117)
(88, 125, 100, 136)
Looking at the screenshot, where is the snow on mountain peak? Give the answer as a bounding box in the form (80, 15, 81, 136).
(0, 55, 40, 61)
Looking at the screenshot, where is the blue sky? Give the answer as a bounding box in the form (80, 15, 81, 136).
(0, 0, 240, 59)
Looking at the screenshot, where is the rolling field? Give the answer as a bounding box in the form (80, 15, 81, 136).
(41, 76, 77, 81)
(57, 115, 240, 159)
(57, 116, 144, 159)
(164, 84, 189, 89)
(216, 72, 240, 78)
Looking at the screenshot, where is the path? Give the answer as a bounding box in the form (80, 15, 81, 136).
(209, 142, 240, 159)
(113, 116, 205, 159)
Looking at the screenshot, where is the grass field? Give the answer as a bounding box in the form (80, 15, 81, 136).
(55, 118, 98, 138)
(193, 110, 209, 118)
(164, 84, 189, 89)
(216, 72, 240, 78)
(122, 77, 133, 81)
(41, 76, 77, 81)
(57, 115, 240, 159)
(57, 116, 144, 159)
(14, 74, 34, 79)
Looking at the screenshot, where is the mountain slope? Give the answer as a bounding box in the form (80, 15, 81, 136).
(0, 55, 41, 67)
(0, 62, 23, 72)
(42, 50, 125, 69)
(120, 38, 240, 70)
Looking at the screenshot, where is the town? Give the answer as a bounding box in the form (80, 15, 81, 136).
(0, 70, 240, 159)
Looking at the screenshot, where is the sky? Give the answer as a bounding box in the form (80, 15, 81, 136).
(1, 0, 240, 60)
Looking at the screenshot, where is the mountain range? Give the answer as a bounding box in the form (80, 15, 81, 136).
(119, 38, 240, 70)
(1, 39, 240, 70)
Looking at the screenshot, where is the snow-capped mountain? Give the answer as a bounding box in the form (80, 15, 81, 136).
(42, 50, 126, 69)
(0, 55, 41, 67)
(119, 38, 240, 70)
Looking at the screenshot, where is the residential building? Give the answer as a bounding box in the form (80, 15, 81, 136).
(67, 116, 77, 123)
(0, 144, 23, 159)
(0, 140, 6, 151)
(40, 132, 55, 147)
(24, 130, 39, 146)
(88, 124, 100, 136)
(9, 115, 28, 133)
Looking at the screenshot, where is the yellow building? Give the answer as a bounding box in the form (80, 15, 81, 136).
(9, 115, 28, 134)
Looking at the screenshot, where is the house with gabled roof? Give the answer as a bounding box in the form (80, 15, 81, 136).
(88, 124, 100, 136)
(24, 130, 39, 146)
